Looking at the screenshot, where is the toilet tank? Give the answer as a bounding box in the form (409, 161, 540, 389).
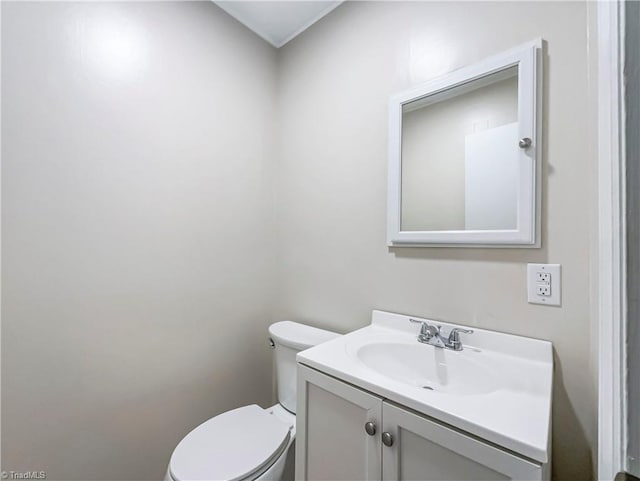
(268, 321, 339, 413)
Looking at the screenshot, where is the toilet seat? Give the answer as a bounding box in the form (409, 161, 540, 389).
(169, 404, 292, 481)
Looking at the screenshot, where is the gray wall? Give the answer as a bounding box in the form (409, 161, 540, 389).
(276, 3, 596, 480)
(1, 2, 277, 480)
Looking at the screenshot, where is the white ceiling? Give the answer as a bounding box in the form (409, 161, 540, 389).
(215, 1, 342, 48)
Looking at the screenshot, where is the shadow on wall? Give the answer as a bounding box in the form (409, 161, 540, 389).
(552, 349, 593, 481)
(389, 245, 549, 264)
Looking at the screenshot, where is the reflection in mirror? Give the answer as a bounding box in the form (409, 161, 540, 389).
(400, 67, 519, 232)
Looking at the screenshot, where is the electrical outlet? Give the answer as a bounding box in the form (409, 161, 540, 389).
(536, 272, 551, 283)
(527, 264, 561, 306)
(536, 285, 551, 296)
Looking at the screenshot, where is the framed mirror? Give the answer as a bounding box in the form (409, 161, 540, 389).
(387, 40, 542, 247)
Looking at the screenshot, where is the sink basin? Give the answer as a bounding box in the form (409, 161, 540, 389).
(355, 341, 499, 395)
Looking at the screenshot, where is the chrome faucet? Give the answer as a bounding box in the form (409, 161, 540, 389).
(409, 319, 445, 347)
(409, 319, 473, 351)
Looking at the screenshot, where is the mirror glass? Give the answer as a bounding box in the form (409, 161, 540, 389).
(400, 67, 519, 232)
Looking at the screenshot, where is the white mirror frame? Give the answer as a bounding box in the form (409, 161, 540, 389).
(387, 39, 542, 247)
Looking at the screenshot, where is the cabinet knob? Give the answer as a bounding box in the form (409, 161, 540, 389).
(364, 422, 376, 436)
(382, 432, 394, 447)
(519, 137, 532, 149)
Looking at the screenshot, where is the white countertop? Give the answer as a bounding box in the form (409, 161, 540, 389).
(297, 310, 553, 463)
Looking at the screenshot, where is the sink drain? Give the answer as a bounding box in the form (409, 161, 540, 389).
(422, 385, 434, 391)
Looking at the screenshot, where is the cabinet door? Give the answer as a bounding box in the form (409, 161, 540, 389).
(296, 365, 382, 481)
(381, 402, 542, 481)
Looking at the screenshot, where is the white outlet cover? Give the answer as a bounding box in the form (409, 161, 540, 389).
(527, 263, 561, 306)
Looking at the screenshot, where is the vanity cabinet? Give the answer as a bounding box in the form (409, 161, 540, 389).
(296, 365, 545, 481)
(295, 364, 382, 480)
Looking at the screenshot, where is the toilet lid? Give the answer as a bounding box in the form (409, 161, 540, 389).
(169, 404, 291, 481)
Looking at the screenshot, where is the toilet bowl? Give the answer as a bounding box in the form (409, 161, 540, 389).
(165, 321, 339, 481)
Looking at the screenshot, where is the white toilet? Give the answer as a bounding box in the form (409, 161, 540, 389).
(165, 321, 339, 481)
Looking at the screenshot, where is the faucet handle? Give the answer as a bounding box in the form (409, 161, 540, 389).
(449, 327, 473, 336)
(445, 327, 473, 351)
(409, 318, 428, 335)
(409, 319, 440, 342)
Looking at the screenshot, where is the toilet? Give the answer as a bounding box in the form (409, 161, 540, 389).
(165, 321, 339, 481)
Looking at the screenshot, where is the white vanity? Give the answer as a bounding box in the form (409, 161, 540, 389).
(295, 311, 552, 480)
